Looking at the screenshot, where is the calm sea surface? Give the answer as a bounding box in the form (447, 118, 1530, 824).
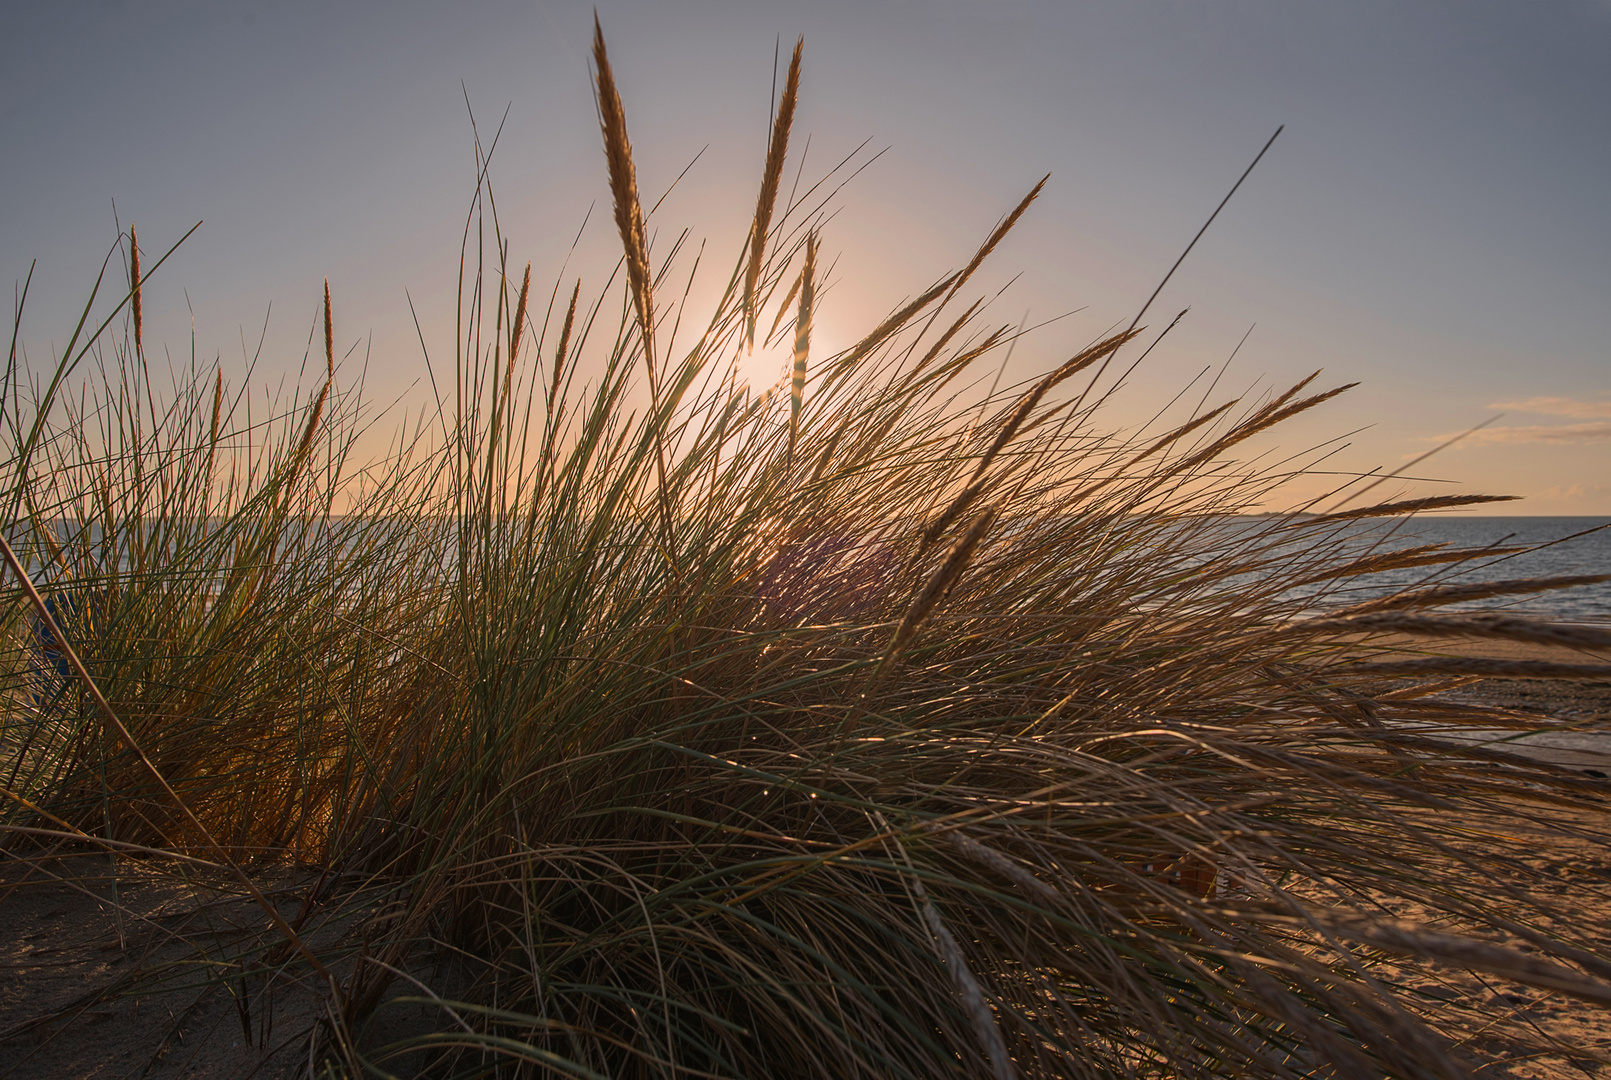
(1296, 516, 1611, 624)
(16, 515, 1611, 624)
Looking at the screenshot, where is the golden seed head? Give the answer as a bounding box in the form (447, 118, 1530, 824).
(130, 226, 143, 361)
(323, 279, 334, 378)
(511, 262, 532, 364)
(593, 18, 655, 375)
(745, 37, 803, 349)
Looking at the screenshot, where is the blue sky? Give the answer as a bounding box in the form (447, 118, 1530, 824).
(4, 0, 1608, 512)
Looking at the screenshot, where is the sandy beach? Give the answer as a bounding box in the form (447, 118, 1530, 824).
(1344, 632, 1611, 1076)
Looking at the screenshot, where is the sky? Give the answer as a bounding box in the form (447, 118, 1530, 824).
(4, 0, 1608, 513)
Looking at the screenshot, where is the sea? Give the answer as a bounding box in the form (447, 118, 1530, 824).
(13, 515, 1611, 624)
(1289, 516, 1611, 624)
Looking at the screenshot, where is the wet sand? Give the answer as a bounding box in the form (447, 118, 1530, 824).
(1374, 631, 1611, 726)
(1342, 632, 1611, 782)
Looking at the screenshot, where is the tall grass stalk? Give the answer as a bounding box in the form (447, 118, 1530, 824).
(4, 30, 1610, 1080)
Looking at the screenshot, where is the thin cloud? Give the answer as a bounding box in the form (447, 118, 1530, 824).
(1537, 483, 1611, 504)
(1438, 421, 1611, 445)
(1487, 396, 1611, 419)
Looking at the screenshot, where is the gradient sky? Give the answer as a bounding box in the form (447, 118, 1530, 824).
(5, 0, 1608, 512)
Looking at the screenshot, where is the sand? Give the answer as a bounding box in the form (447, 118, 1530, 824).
(1381, 634, 1611, 727)
(0, 859, 342, 1079)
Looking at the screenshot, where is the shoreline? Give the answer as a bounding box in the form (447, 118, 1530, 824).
(1352, 632, 1611, 728)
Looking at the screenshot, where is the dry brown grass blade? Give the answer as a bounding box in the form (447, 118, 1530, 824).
(1289, 543, 1527, 588)
(885, 507, 996, 674)
(745, 37, 803, 350)
(942, 175, 1047, 308)
(918, 478, 988, 556)
(1335, 573, 1611, 616)
(839, 272, 960, 370)
(909, 300, 983, 379)
(593, 17, 656, 376)
(552, 278, 580, 410)
(1174, 378, 1357, 473)
(788, 231, 816, 464)
(510, 261, 532, 366)
(920, 330, 1137, 551)
(1303, 493, 1522, 526)
(1311, 915, 1611, 1008)
(1376, 675, 1486, 700)
(323, 278, 334, 378)
(1131, 398, 1240, 464)
(764, 263, 805, 349)
(806, 424, 846, 486)
(295, 285, 336, 462)
(1341, 658, 1611, 680)
(910, 867, 1017, 1080)
(1301, 613, 1611, 651)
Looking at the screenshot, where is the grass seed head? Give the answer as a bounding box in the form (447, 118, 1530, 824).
(1336, 572, 1611, 616)
(210, 369, 222, 445)
(1305, 492, 1522, 526)
(745, 36, 803, 350)
(129, 225, 143, 362)
(593, 18, 656, 375)
(511, 261, 531, 365)
(1305, 612, 1611, 651)
(323, 278, 334, 378)
(889, 506, 997, 668)
(296, 381, 328, 462)
(943, 174, 1046, 308)
(552, 278, 580, 409)
(1289, 542, 1528, 588)
(764, 260, 805, 349)
(788, 231, 816, 461)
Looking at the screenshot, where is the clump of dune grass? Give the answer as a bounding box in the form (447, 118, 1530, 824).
(5, 26, 1611, 1080)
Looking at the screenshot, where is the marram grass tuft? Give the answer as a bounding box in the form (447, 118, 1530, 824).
(4, 29, 1611, 1080)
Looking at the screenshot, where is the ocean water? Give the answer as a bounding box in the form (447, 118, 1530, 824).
(1296, 516, 1611, 624)
(14, 515, 1610, 626)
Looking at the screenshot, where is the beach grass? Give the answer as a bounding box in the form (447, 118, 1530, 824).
(4, 26, 1611, 1079)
